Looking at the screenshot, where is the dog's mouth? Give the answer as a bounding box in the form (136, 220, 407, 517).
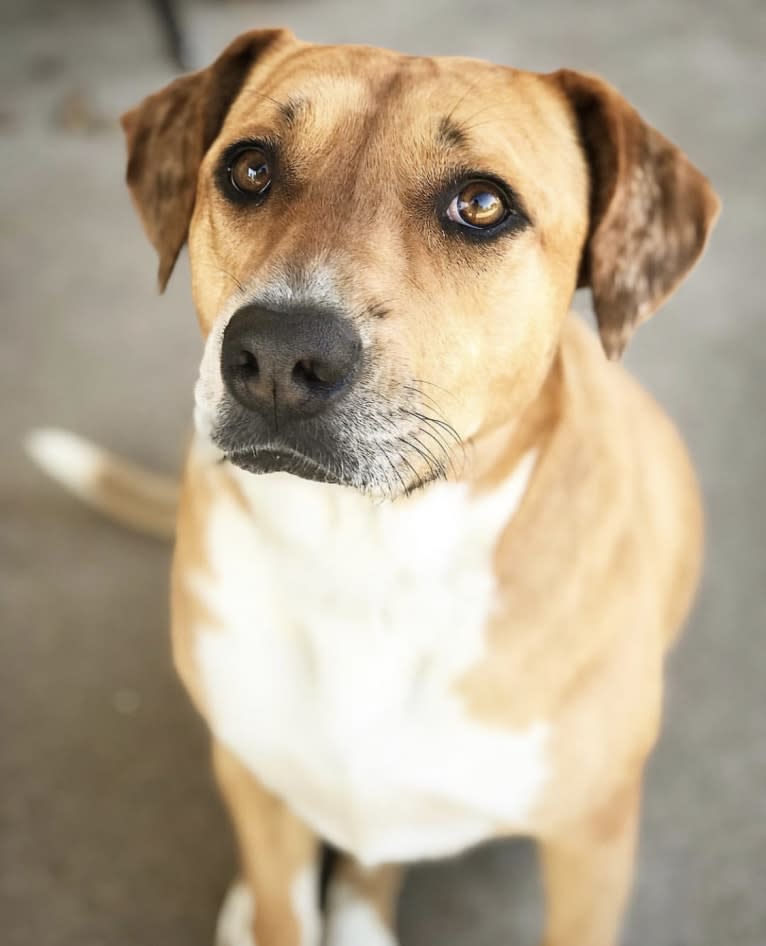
(208, 390, 462, 497)
(224, 444, 344, 485)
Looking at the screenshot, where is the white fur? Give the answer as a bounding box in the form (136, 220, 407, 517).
(215, 869, 319, 946)
(191, 438, 549, 866)
(216, 881, 255, 946)
(325, 879, 397, 946)
(194, 312, 232, 443)
(292, 865, 321, 946)
(25, 428, 104, 490)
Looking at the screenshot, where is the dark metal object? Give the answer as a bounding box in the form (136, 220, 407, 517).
(149, 0, 190, 71)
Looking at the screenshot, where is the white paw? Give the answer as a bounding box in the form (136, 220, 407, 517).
(324, 881, 398, 946)
(216, 880, 256, 946)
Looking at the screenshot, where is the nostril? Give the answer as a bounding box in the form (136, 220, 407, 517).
(293, 358, 338, 388)
(235, 350, 259, 376)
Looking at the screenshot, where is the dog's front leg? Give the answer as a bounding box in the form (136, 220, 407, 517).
(324, 859, 403, 946)
(213, 741, 321, 946)
(538, 778, 642, 946)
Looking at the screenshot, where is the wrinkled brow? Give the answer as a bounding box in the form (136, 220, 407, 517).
(278, 96, 310, 128)
(437, 115, 469, 149)
(275, 97, 474, 160)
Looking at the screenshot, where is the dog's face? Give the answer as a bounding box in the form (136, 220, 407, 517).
(123, 30, 718, 496)
(188, 42, 590, 492)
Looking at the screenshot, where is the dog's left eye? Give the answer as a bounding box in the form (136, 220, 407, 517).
(447, 181, 509, 229)
(228, 147, 272, 197)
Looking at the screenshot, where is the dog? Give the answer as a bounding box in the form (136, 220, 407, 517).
(30, 27, 719, 946)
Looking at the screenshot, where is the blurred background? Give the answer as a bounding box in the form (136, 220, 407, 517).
(1, 1, 764, 944)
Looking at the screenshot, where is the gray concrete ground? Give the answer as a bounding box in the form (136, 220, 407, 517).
(1, 1, 764, 944)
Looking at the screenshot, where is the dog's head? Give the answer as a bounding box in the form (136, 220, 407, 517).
(122, 30, 718, 496)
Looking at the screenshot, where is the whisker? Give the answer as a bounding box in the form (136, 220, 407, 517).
(412, 424, 460, 479)
(458, 101, 506, 132)
(410, 378, 460, 403)
(381, 443, 408, 496)
(402, 433, 447, 484)
(444, 78, 484, 126)
(200, 262, 246, 295)
(250, 88, 289, 111)
(401, 408, 463, 449)
(402, 385, 454, 427)
(395, 446, 428, 494)
(460, 118, 508, 136)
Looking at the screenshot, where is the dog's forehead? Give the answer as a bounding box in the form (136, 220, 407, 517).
(222, 44, 571, 162)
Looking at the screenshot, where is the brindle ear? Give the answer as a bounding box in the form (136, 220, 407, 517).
(121, 28, 292, 290)
(552, 70, 720, 359)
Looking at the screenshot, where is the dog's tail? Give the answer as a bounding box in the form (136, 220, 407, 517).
(25, 428, 179, 540)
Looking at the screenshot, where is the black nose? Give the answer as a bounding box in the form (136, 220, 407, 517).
(221, 304, 362, 424)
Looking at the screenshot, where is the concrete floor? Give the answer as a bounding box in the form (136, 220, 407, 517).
(1, 1, 764, 944)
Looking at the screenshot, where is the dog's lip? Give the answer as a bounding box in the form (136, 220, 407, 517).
(224, 443, 343, 485)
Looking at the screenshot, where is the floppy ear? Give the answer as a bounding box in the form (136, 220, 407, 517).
(121, 28, 292, 290)
(552, 70, 720, 359)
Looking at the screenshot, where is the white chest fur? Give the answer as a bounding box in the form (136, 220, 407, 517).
(192, 449, 549, 866)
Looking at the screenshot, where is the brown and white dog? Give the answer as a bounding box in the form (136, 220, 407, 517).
(31, 27, 719, 946)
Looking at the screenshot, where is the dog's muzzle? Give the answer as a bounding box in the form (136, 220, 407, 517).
(216, 303, 363, 480)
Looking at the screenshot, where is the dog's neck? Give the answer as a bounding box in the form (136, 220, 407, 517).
(465, 349, 565, 495)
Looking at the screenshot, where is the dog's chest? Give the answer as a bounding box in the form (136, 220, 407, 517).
(193, 460, 549, 865)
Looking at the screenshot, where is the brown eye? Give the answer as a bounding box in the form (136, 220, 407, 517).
(229, 148, 272, 196)
(447, 180, 509, 229)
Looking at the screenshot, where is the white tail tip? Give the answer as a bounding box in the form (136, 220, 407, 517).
(25, 427, 179, 540)
(25, 428, 106, 496)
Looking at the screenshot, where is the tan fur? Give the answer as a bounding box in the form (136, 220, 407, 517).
(458, 319, 703, 831)
(213, 743, 317, 946)
(119, 30, 719, 946)
(539, 777, 642, 946)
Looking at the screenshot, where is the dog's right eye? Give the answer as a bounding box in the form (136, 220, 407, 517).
(447, 181, 510, 229)
(227, 147, 272, 197)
